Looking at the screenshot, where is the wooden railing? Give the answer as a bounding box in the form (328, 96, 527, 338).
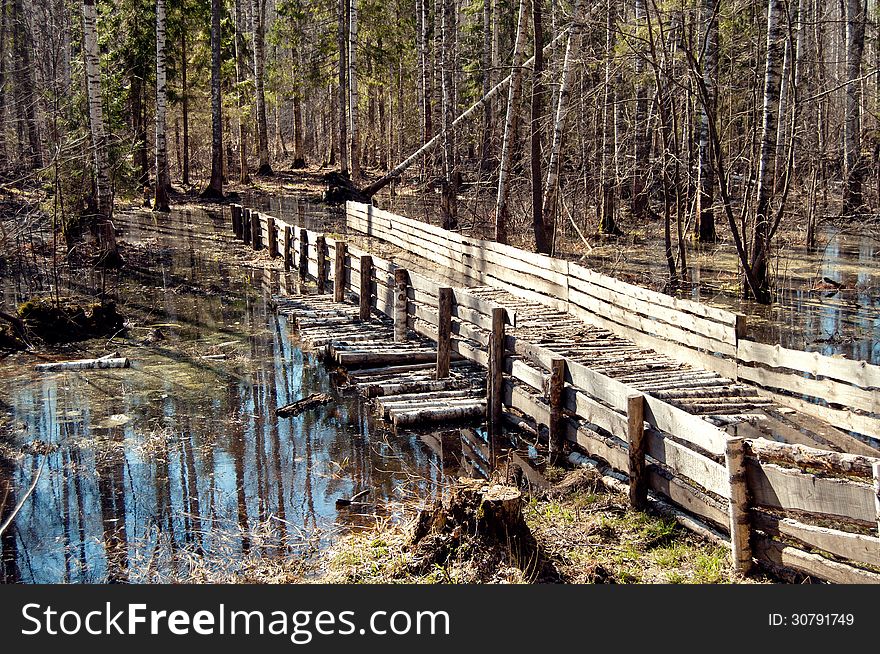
(228, 203, 880, 583)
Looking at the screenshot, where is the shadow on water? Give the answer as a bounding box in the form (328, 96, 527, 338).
(0, 206, 477, 583)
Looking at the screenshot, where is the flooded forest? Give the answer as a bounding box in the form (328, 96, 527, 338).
(0, 0, 878, 585)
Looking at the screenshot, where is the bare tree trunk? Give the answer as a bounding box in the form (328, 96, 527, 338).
(181, 25, 190, 186)
(495, 0, 528, 244)
(695, 0, 717, 242)
(749, 0, 785, 303)
(252, 0, 273, 175)
(531, 0, 550, 253)
(842, 0, 866, 214)
(479, 0, 493, 172)
(348, 0, 361, 178)
(439, 0, 458, 229)
(600, 0, 621, 235)
(631, 0, 649, 221)
(234, 0, 250, 183)
(202, 0, 224, 198)
(420, 0, 432, 149)
(542, 23, 579, 237)
(82, 0, 118, 263)
(0, 0, 8, 165)
(337, 0, 349, 175)
(154, 0, 170, 212)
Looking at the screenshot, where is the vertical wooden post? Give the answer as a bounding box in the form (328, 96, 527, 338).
(298, 228, 308, 281)
(231, 205, 241, 238)
(251, 211, 262, 250)
(359, 255, 372, 321)
(436, 288, 453, 379)
(242, 208, 252, 245)
(334, 241, 347, 302)
(487, 307, 506, 469)
(733, 314, 748, 381)
(266, 214, 277, 257)
(872, 461, 880, 539)
(283, 225, 292, 272)
(548, 358, 566, 464)
(393, 268, 408, 342)
(626, 393, 647, 510)
(316, 235, 327, 293)
(725, 437, 753, 577)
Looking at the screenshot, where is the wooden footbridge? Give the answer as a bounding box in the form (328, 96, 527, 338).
(227, 200, 880, 584)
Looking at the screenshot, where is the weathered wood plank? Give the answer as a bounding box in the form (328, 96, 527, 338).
(738, 339, 880, 390)
(645, 428, 731, 499)
(752, 511, 880, 567)
(643, 395, 728, 456)
(753, 535, 880, 583)
(746, 460, 877, 523)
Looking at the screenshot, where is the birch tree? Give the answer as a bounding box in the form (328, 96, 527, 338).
(154, 0, 171, 212)
(495, 0, 528, 244)
(82, 0, 119, 263)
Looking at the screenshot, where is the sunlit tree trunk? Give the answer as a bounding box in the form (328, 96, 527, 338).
(252, 0, 272, 175)
(842, 0, 866, 214)
(82, 0, 118, 262)
(154, 0, 170, 212)
(600, 0, 620, 235)
(495, 0, 528, 244)
(181, 25, 190, 186)
(631, 0, 649, 221)
(531, 0, 550, 253)
(749, 0, 785, 303)
(439, 0, 457, 229)
(479, 0, 493, 172)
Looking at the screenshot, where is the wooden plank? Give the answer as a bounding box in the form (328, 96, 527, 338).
(568, 274, 736, 346)
(359, 255, 372, 320)
(746, 438, 878, 479)
(436, 288, 453, 379)
(738, 362, 877, 414)
(334, 241, 347, 302)
(746, 460, 877, 523)
(645, 428, 731, 498)
(753, 535, 880, 584)
(549, 359, 566, 463)
(643, 395, 728, 456)
(752, 387, 880, 441)
(298, 228, 308, 281)
(738, 339, 880, 390)
(316, 235, 327, 293)
(562, 387, 629, 439)
(568, 303, 739, 379)
(647, 465, 730, 529)
(266, 214, 277, 257)
(283, 225, 292, 272)
(874, 461, 880, 538)
(752, 510, 880, 567)
(569, 286, 736, 357)
(568, 261, 739, 326)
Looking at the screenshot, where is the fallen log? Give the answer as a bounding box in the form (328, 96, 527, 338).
(35, 357, 130, 372)
(276, 392, 332, 417)
(390, 402, 486, 428)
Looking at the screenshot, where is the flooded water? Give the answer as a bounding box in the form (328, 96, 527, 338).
(0, 205, 474, 583)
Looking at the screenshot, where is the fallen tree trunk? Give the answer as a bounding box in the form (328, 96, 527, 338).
(746, 437, 877, 478)
(276, 392, 333, 417)
(35, 357, 130, 372)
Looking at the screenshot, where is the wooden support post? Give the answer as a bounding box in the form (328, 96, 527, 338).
(242, 208, 252, 245)
(548, 358, 566, 464)
(873, 461, 880, 539)
(266, 214, 277, 258)
(725, 437, 753, 577)
(251, 211, 261, 250)
(283, 225, 292, 272)
(436, 287, 453, 379)
(394, 268, 408, 342)
(231, 205, 242, 238)
(359, 255, 372, 321)
(298, 228, 308, 281)
(334, 241, 347, 302)
(316, 235, 327, 293)
(626, 393, 647, 510)
(487, 307, 506, 468)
